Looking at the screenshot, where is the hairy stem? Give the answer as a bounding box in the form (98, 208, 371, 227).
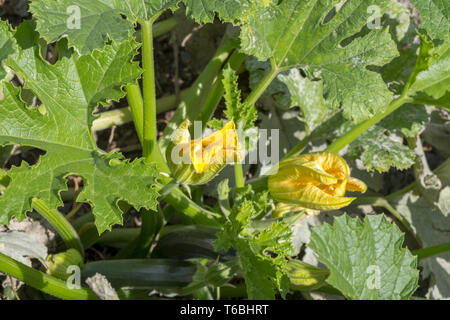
(94, 89, 188, 131)
(414, 242, 450, 260)
(126, 83, 145, 144)
(32, 198, 84, 255)
(234, 163, 245, 188)
(196, 50, 246, 125)
(153, 16, 178, 38)
(0, 252, 97, 300)
(243, 67, 280, 107)
(141, 20, 158, 163)
(161, 182, 222, 226)
(283, 135, 311, 159)
(134, 16, 179, 42)
(326, 95, 411, 153)
(351, 196, 422, 248)
(160, 36, 238, 149)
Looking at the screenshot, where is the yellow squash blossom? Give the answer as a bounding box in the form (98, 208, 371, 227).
(166, 120, 242, 185)
(268, 152, 367, 210)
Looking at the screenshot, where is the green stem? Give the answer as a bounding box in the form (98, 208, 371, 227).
(229, 66, 281, 190)
(196, 50, 246, 125)
(133, 19, 171, 257)
(134, 16, 178, 42)
(95, 90, 189, 132)
(161, 183, 222, 226)
(378, 200, 422, 248)
(413, 242, 450, 260)
(126, 84, 144, 144)
(351, 197, 422, 248)
(243, 67, 280, 107)
(65, 202, 83, 221)
(141, 20, 158, 163)
(153, 16, 178, 37)
(0, 252, 97, 300)
(119, 208, 164, 259)
(326, 95, 411, 153)
(31, 198, 84, 255)
(283, 135, 311, 159)
(160, 36, 238, 147)
(182, 37, 238, 122)
(386, 158, 450, 201)
(234, 163, 245, 188)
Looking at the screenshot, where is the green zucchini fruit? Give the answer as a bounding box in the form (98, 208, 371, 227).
(153, 225, 235, 260)
(81, 259, 197, 289)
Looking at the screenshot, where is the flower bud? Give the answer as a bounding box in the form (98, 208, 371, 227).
(268, 152, 367, 210)
(166, 120, 242, 185)
(46, 248, 83, 280)
(285, 260, 329, 290)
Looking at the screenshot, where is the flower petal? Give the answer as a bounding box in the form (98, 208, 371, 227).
(346, 177, 368, 193)
(269, 183, 356, 210)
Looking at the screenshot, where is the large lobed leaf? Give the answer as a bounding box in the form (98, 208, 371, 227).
(183, 0, 271, 24)
(309, 214, 419, 300)
(409, 42, 450, 108)
(410, 0, 449, 42)
(0, 22, 160, 234)
(240, 0, 398, 123)
(30, 0, 181, 54)
(246, 58, 328, 132)
(348, 126, 416, 173)
(277, 69, 327, 132)
(379, 104, 429, 138)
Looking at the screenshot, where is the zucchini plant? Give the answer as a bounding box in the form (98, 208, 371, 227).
(0, 0, 449, 300)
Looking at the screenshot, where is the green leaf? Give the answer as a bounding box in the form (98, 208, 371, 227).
(0, 21, 17, 82)
(0, 22, 160, 234)
(246, 58, 286, 97)
(410, 0, 449, 42)
(0, 231, 48, 266)
(108, 0, 181, 23)
(215, 186, 291, 299)
(309, 214, 419, 300)
(277, 69, 327, 132)
(378, 1, 420, 95)
(315, 111, 418, 173)
(30, 0, 132, 54)
(207, 67, 257, 130)
(380, 104, 429, 138)
(30, 0, 180, 54)
(178, 259, 238, 295)
(348, 126, 416, 173)
(224, 66, 257, 130)
(409, 42, 450, 106)
(240, 0, 398, 122)
(183, 0, 271, 24)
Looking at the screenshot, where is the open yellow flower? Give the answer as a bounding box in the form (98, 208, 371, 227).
(268, 152, 367, 210)
(166, 120, 242, 185)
